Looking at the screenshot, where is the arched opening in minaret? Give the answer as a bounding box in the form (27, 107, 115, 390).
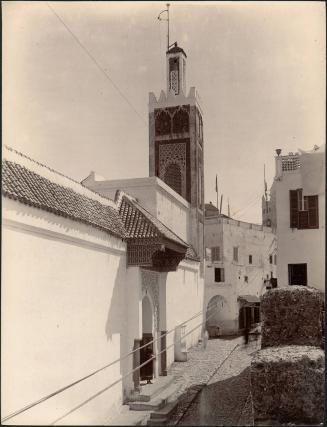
(164, 162, 182, 196)
(155, 109, 171, 136)
(172, 108, 189, 133)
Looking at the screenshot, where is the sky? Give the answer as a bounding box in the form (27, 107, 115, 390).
(3, 1, 325, 223)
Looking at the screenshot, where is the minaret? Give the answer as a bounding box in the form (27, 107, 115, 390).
(148, 41, 205, 271)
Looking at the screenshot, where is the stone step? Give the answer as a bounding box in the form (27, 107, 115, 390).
(129, 382, 179, 412)
(107, 407, 150, 426)
(128, 376, 175, 403)
(149, 401, 179, 421)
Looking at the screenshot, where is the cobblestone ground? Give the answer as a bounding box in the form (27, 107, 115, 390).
(166, 336, 244, 425)
(175, 338, 260, 426)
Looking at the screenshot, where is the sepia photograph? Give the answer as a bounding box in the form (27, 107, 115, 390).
(1, 1, 325, 425)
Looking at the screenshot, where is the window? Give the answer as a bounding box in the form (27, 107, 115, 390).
(249, 255, 252, 264)
(288, 263, 307, 286)
(244, 275, 248, 283)
(233, 247, 238, 262)
(214, 268, 225, 282)
(269, 255, 273, 264)
(164, 163, 182, 196)
(290, 189, 319, 229)
(274, 255, 277, 265)
(205, 248, 212, 262)
(211, 246, 220, 262)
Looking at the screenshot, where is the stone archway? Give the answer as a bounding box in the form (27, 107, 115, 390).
(206, 295, 231, 337)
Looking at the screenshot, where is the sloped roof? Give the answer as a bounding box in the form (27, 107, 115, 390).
(119, 195, 187, 246)
(2, 147, 126, 238)
(118, 194, 199, 261)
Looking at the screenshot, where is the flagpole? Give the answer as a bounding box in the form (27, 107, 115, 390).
(216, 175, 219, 213)
(167, 3, 170, 51)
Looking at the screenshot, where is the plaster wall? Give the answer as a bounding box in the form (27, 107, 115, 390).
(274, 172, 325, 291)
(2, 198, 129, 425)
(204, 217, 276, 334)
(83, 177, 190, 243)
(163, 261, 204, 367)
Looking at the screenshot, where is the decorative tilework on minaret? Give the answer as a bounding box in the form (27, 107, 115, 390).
(148, 43, 205, 273)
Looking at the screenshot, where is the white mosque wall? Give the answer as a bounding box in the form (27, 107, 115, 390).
(2, 197, 129, 425)
(164, 261, 204, 367)
(83, 176, 190, 243)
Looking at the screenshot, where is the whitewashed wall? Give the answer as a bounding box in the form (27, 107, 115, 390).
(274, 172, 325, 291)
(83, 176, 190, 243)
(204, 217, 276, 334)
(2, 198, 131, 425)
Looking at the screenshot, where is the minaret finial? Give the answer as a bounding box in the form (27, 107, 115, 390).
(158, 3, 170, 52)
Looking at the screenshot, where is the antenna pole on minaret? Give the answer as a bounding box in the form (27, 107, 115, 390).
(167, 3, 170, 51)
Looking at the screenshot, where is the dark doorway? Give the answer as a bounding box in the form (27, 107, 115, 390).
(140, 333, 154, 382)
(288, 263, 307, 286)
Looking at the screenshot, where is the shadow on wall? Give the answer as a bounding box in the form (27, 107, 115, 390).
(104, 256, 130, 404)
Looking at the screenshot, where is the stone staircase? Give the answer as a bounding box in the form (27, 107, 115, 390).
(127, 376, 181, 425)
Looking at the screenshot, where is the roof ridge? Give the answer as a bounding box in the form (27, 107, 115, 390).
(3, 145, 117, 208)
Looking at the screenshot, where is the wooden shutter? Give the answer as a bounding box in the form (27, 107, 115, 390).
(308, 195, 319, 228)
(221, 268, 225, 282)
(289, 190, 298, 228)
(298, 210, 309, 229)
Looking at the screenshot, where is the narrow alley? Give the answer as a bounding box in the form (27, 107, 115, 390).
(166, 336, 259, 426)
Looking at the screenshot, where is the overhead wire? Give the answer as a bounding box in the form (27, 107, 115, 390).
(50, 307, 219, 425)
(46, 2, 147, 126)
(1, 301, 218, 423)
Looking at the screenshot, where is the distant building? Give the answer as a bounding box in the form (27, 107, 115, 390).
(268, 146, 325, 291)
(204, 204, 277, 336)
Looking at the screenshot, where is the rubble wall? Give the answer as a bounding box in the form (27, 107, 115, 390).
(261, 286, 324, 348)
(251, 346, 324, 424)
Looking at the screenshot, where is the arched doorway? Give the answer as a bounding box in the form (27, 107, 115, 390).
(140, 296, 155, 383)
(206, 295, 229, 337)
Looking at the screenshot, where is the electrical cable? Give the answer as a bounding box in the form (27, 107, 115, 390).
(1, 302, 218, 423)
(46, 2, 147, 126)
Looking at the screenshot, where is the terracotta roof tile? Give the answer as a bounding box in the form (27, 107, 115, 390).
(2, 159, 126, 239)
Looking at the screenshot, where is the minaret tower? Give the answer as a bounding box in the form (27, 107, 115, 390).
(148, 36, 205, 270)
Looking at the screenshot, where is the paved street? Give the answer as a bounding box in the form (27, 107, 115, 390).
(168, 336, 260, 426)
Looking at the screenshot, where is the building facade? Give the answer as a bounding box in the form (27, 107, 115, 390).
(268, 146, 325, 291)
(1, 43, 206, 425)
(204, 204, 277, 336)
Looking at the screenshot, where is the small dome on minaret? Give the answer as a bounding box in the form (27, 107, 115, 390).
(166, 42, 187, 95)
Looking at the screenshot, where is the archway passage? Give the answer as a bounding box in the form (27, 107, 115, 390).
(206, 295, 229, 337)
(140, 296, 154, 383)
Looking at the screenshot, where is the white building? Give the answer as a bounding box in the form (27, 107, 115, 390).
(1, 42, 206, 425)
(204, 204, 277, 336)
(268, 146, 325, 291)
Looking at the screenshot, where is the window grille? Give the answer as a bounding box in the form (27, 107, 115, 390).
(249, 255, 252, 264)
(282, 155, 300, 171)
(164, 163, 182, 196)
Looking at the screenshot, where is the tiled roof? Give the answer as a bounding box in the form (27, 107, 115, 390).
(119, 195, 187, 247)
(2, 149, 126, 238)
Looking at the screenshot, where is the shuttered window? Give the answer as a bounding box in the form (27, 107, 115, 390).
(290, 190, 299, 228)
(211, 246, 220, 261)
(290, 190, 319, 229)
(307, 195, 319, 228)
(233, 247, 238, 262)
